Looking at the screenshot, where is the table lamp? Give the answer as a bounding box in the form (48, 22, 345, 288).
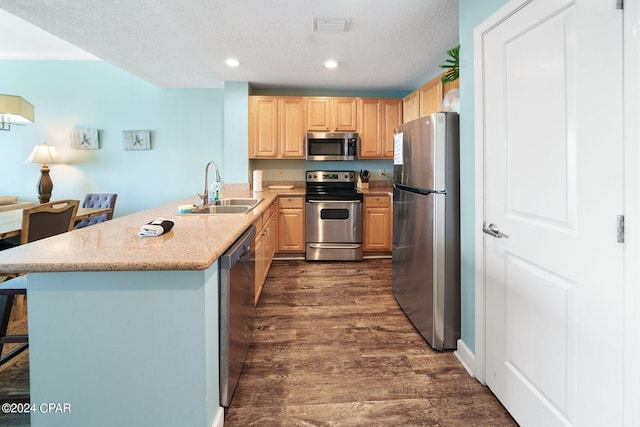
(24, 143, 62, 203)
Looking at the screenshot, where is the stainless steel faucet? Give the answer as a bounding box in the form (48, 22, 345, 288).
(198, 160, 221, 206)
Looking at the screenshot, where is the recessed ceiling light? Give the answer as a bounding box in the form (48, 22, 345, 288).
(324, 60, 339, 69)
(225, 58, 240, 67)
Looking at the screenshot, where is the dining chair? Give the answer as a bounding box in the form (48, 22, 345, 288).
(1, 199, 79, 371)
(75, 193, 117, 229)
(19, 199, 79, 244)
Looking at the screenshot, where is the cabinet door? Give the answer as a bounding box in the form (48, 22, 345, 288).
(277, 197, 305, 252)
(277, 209, 304, 252)
(382, 99, 402, 158)
(358, 98, 381, 158)
(268, 214, 277, 261)
(249, 97, 278, 158)
(279, 97, 306, 158)
(332, 98, 358, 131)
(254, 230, 264, 305)
(364, 196, 391, 251)
(402, 91, 419, 123)
(418, 77, 443, 117)
(306, 97, 331, 131)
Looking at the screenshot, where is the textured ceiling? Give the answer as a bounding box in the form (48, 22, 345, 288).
(0, 0, 459, 91)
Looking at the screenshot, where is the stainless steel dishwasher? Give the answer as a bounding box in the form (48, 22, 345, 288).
(219, 225, 255, 407)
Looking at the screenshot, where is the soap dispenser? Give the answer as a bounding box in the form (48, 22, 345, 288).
(208, 181, 221, 202)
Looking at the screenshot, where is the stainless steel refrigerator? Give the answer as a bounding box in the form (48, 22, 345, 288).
(392, 112, 460, 351)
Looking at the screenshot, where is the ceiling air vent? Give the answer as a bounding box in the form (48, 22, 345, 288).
(312, 17, 351, 33)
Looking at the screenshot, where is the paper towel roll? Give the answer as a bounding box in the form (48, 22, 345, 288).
(253, 170, 263, 192)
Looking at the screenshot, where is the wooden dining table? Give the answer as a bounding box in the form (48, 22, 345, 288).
(0, 207, 113, 240)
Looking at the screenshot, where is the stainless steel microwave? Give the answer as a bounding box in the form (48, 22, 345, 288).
(306, 132, 359, 161)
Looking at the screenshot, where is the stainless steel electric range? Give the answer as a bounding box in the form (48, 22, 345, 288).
(305, 170, 363, 261)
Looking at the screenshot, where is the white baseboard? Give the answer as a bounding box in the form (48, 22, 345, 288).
(212, 407, 225, 427)
(454, 339, 475, 378)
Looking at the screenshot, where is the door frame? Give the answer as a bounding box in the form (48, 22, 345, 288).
(472, 1, 639, 425)
(623, 2, 640, 426)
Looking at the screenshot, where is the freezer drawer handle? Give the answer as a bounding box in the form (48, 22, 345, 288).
(482, 222, 509, 239)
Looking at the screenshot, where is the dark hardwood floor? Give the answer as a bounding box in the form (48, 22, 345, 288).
(0, 260, 517, 426)
(225, 259, 517, 426)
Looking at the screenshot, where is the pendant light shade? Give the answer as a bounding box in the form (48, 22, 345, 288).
(0, 94, 35, 131)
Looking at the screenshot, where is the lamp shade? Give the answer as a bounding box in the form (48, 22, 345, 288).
(25, 143, 63, 165)
(0, 94, 35, 124)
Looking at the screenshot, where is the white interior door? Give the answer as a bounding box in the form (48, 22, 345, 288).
(476, 1, 624, 426)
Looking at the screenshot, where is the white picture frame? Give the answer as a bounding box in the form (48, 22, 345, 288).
(122, 130, 151, 151)
(72, 128, 99, 150)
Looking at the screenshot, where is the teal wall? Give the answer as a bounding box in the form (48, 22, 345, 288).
(0, 60, 225, 215)
(224, 81, 250, 183)
(458, 0, 510, 352)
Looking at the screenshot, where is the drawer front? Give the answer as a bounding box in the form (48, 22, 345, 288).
(365, 195, 390, 208)
(263, 200, 277, 223)
(279, 196, 304, 209)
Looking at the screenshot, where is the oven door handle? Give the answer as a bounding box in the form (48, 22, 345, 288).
(307, 200, 362, 203)
(308, 244, 362, 249)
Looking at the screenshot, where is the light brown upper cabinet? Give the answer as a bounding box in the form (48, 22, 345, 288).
(278, 97, 306, 158)
(306, 97, 358, 132)
(249, 96, 306, 159)
(402, 91, 419, 123)
(382, 99, 402, 158)
(358, 98, 402, 159)
(249, 96, 278, 157)
(402, 72, 460, 123)
(418, 77, 443, 118)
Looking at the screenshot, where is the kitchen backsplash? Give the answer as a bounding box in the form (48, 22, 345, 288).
(249, 159, 394, 183)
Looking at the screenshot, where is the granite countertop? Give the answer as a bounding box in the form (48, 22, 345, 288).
(0, 187, 305, 273)
(357, 183, 394, 196)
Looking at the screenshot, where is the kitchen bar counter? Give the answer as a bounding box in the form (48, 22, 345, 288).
(0, 187, 303, 273)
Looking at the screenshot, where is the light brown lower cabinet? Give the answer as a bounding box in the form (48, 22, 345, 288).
(363, 194, 392, 252)
(254, 199, 277, 305)
(277, 196, 305, 253)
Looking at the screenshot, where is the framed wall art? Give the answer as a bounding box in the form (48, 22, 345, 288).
(122, 130, 151, 151)
(72, 128, 99, 150)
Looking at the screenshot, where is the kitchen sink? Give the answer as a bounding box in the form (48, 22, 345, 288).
(211, 198, 261, 207)
(191, 205, 251, 214)
(183, 198, 263, 215)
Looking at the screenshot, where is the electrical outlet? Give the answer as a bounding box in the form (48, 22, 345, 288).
(278, 169, 284, 177)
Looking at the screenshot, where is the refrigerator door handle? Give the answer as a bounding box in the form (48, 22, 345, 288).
(394, 183, 446, 195)
(482, 222, 509, 239)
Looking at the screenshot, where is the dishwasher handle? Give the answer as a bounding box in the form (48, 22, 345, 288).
(220, 225, 256, 270)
